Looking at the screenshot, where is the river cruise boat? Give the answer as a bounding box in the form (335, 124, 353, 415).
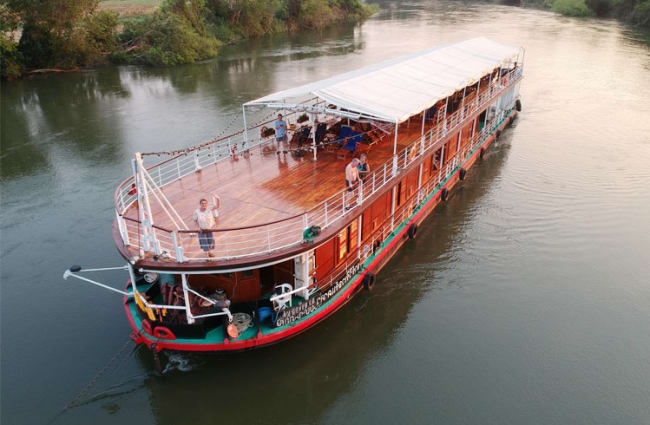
(64, 37, 524, 357)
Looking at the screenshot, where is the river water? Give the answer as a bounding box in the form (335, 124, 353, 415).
(2, 1, 650, 424)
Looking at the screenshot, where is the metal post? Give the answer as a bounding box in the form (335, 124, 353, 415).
(475, 78, 481, 111)
(136, 153, 160, 255)
(133, 157, 148, 257)
(420, 111, 426, 154)
(194, 150, 201, 171)
(342, 191, 346, 214)
(181, 273, 195, 324)
(359, 179, 364, 205)
(417, 163, 423, 202)
(172, 231, 184, 262)
(357, 215, 363, 260)
(438, 144, 445, 183)
(311, 113, 317, 162)
(303, 213, 308, 230)
(442, 97, 449, 134)
(460, 86, 467, 120)
(390, 185, 396, 231)
(392, 122, 399, 177)
(242, 105, 249, 145)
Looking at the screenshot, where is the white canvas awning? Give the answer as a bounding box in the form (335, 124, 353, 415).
(245, 37, 522, 124)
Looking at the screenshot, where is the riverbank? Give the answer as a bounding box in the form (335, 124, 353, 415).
(0, 0, 378, 80)
(521, 0, 650, 24)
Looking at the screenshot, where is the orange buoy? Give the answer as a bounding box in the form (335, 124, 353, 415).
(226, 323, 239, 339)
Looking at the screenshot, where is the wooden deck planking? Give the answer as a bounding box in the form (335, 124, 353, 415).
(125, 122, 428, 233)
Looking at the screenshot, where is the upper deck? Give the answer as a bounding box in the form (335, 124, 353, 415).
(113, 38, 524, 267)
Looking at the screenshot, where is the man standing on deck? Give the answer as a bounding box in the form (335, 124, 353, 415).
(346, 158, 360, 192)
(193, 195, 220, 257)
(275, 113, 288, 154)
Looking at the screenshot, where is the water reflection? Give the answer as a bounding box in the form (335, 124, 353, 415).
(1, 69, 130, 180)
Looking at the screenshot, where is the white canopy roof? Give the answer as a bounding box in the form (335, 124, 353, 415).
(245, 37, 521, 123)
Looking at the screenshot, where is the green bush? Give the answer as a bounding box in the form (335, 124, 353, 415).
(0, 34, 23, 79)
(551, 0, 594, 16)
(631, 0, 650, 25)
(118, 11, 220, 66)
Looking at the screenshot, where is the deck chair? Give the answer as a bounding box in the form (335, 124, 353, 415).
(315, 123, 327, 145)
(272, 283, 293, 311)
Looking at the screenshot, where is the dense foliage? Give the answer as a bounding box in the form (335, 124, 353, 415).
(524, 0, 650, 21)
(1, 0, 378, 79)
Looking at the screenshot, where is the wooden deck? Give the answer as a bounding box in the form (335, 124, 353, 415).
(124, 121, 432, 231)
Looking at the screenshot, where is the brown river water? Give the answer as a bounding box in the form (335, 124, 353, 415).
(2, 1, 650, 424)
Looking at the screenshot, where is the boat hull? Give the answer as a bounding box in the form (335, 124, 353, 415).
(124, 111, 517, 353)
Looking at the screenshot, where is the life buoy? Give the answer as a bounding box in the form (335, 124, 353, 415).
(141, 319, 153, 335)
(440, 188, 448, 202)
(260, 126, 268, 137)
(459, 168, 466, 181)
(226, 323, 239, 339)
(363, 272, 376, 291)
(153, 326, 176, 340)
(480, 147, 485, 159)
(515, 99, 522, 112)
(408, 223, 418, 239)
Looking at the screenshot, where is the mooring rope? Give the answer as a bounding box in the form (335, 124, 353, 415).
(46, 338, 136, 425)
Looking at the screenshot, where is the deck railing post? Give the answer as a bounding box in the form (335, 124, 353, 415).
(116, 212, 129, 246)
(266, 227, 272, 253)
(372, 172, 376, 193)
(172, 231, 184, 262)
(194, 150, 201, 171)
(342, 191, 346, 215)
(302, 213, 308, 230)
(359, 179, 364, 205)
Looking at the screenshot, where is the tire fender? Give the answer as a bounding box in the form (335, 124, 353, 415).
(515, 99, 522, 112)
(408, 223, 418, 239)
(440, 188, 448, 202)
(459, 168, 466, 181)
(362, 272, 376, 291)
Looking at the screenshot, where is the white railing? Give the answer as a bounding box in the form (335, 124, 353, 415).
(115, 67, 522, 262)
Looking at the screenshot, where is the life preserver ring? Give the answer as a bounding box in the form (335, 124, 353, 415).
(440, 188, 448, 202)
(515, 99, 522, 112)
(153, 326, 176, 340)
(362, 272, 376, 291)
(260, 126, 268, 137)
(408, 223, 418, 239)
(459, 168, 466, 181)
(141, 319, 153, 335)
(480, 147, 485, 159)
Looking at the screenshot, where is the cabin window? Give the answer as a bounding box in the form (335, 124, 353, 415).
(241, 270, 254, 279)
(338, 228, 348, 261)
(349, 220, 358, 253)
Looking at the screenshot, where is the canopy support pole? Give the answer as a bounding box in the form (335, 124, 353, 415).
(311, 113, 317, 162)
(392, 123, 399, 176)
(420, 111, 426, 154)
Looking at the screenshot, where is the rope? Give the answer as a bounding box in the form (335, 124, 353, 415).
(46, 338, 135, 425)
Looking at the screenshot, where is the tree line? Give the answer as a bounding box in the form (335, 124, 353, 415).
(0, 0, 378, 79)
